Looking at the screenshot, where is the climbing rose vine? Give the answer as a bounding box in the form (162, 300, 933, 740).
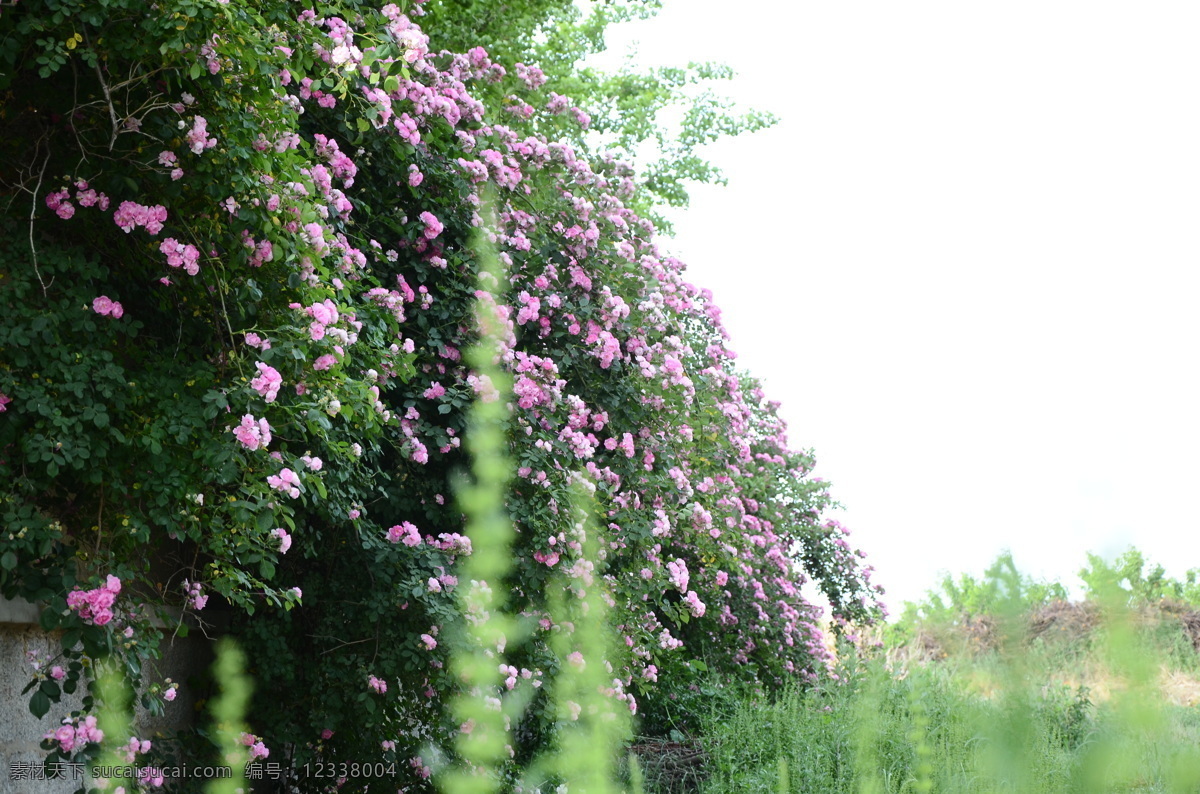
(0, 0, 882, 789)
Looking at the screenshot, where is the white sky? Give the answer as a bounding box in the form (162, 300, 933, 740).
(590, 1, 1200, 611)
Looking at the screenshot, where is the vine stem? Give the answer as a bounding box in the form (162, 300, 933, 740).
(86, 29, 121, 151)
(29, 141, 52, 296)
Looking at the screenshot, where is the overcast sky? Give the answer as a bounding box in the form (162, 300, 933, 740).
(592, 1, 1200, 611)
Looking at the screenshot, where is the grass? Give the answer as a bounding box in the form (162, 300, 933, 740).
(692, 587, 1200, 794)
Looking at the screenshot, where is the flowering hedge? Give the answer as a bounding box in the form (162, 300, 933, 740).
(0, 0, 883, 789)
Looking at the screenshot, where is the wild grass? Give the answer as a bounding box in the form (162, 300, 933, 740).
(694, 563, 1200, 794)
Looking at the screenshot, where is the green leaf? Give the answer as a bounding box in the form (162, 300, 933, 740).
(39, 680, 60, 699)
(61, 628, 81, 650)
(0, 551, 15, 570)
(39, 608, 61, 631)
(30, 691, 51, 719)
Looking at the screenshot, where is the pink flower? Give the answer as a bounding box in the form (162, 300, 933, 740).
(50, 666, 65, 681)
(385, 522, 422, 546)
(92, 295, 123, 317)
(0, 393, 12, 412)
(186, 116, 217, 154)
(422, 382, 445, 399)
(683, 590, 707, 618)
(321, 729, 334, 740)
(233, 414, 272, 451)
(112, 201, 168, 235)
(420, 633, 437, 650)
(313, 354, 337, 371)
(267, 468, 301, 498)
(667, 559, 690, 592)
(160, 238, 201, 275)
(250, 362, 283, 402)
(407, 164, 423, 187)
(44, 189, 69, 212)
(244, 332, 270, 350)
(163, 685, 178, 702)
(138, 767, 165, 788)
(271, 528, 292, 554)
(418, 211, 443, 239)
(306, 299, 338, 326)
(304, 222, 327, 255)
(182, 579, 208, 611)
(53, 725, 77, 753)
(65, 575, 122, 626)
(368, 675, 387, 694)
(239, 733, 270, 761)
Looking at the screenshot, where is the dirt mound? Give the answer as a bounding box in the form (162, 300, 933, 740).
(1028, 600, 1101, 643)
(628, 737, 708, 793)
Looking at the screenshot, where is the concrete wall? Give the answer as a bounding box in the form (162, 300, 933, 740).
(1, 598, 209, 794)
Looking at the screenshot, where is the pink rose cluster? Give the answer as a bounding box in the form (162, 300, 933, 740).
(250, 362, 283, 402)
(368, 675, 387, 694)
(385, 521, 422, 546)
(418, 210, 443, 239)
(182, 579, 208, 611)
(66, 575, 121, 626)
(120, 737, 152, 763)
(44, 180, 111, 220)
(271, 527, 292, 554)
(239, 733, 270, 761)
(157, 150, 184, 181)
(92, 295, 125, 319)
(43, 715, 103, 754)
(233, 414, 272, 451)
(186, 115, 218, 154)
(112, 201, 168, 235)
(267, 468, 301, 498)
(160, 238, 201, 275)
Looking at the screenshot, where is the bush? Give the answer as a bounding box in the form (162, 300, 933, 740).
(0, 1, 881, 788)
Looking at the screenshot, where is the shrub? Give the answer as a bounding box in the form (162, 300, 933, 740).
(0, 0, 881, 788)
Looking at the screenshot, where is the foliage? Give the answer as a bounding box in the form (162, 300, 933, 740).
(0, 0, 880, 790)
(1079, 547, 1200, 607)
(419, 0, 778, 229)
(894, 551, 1069, 631)
(697, 600, 1200, 794)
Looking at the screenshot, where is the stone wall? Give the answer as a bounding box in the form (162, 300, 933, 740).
(1, 598, 210, 794)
